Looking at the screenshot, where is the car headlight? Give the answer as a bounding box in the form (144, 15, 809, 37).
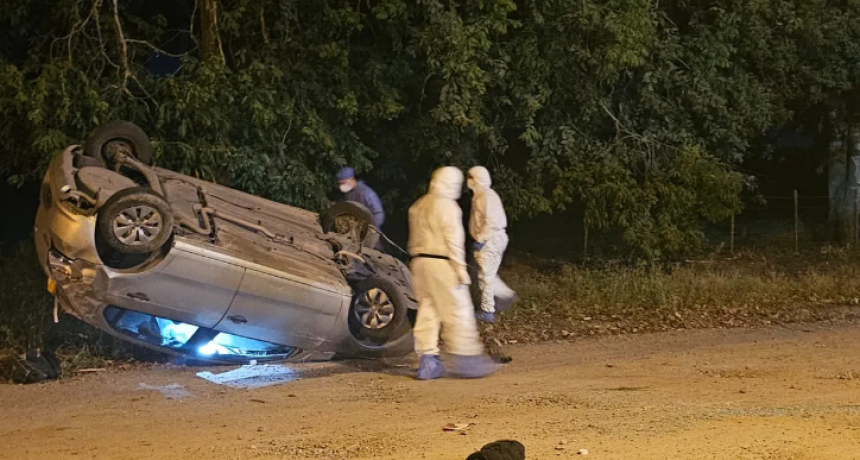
(47, 250, 73, 282)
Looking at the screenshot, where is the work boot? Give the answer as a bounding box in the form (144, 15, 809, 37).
(447, 354, 500, 379)
(416, 354, 446, 380)
(494, 293, 518, 313)
(476, 311, 496, 323)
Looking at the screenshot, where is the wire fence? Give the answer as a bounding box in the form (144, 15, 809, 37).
(705, 192, 835, 252)
(512, 191, 847, 259)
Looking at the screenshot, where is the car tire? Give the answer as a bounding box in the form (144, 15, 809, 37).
(84, 120, 155, 166)
(321, 201, 374, 242)
(97, 187, 174, 254)
(349, 276, 410, 342)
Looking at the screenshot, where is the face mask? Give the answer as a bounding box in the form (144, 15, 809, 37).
(339, 183, 354, 193)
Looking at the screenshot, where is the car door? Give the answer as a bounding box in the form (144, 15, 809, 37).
(213, 266, 347, 351)
(102, 240, 245, 328)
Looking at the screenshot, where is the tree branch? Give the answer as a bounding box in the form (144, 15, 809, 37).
(51, 0, 95, 63)
(260, 8, 270, 46)
(281, 99, 296, 145)
(126, 39, 191, 58)
(110, 0, 132, 93)
(93, 0, 120, 74)
(200, 0, 226, 65)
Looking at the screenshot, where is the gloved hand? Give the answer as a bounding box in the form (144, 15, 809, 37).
(473, 241, 485, 252)
(456, 265, 471, 286)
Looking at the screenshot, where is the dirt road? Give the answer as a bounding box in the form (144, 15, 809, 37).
(2, 323, 860, 460)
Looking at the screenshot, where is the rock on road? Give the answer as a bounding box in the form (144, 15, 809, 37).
(2, 323, 860, 460)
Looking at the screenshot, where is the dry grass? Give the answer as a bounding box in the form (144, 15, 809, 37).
(0, 241, 55, 351)
(494, 247, 860, 343)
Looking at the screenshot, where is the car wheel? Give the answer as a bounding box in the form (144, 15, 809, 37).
(349, 276, 409, 342)
(321, 201, 373, 242)
(84, 120, 155, 166)
(97, 187, 174, 254)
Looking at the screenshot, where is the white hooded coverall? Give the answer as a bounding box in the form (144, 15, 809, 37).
(468, 166, 515, 314)
(408, 167, 485, 357)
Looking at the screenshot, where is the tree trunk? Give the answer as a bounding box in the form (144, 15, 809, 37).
(200, 0, 224, 64)
(827, 109, 859, 244)
(197, 0, 230, 186)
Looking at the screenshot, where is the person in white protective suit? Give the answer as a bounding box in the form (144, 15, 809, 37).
(408, 166, 500, 380)
(467, 166, 517, 323)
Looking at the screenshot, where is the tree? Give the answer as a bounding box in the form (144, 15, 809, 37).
(764, 1, 860, 243)
(2, 0, 860, 259)
(200, 0, 224, 64)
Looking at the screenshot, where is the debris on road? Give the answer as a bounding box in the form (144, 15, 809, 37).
(465, 440, 525, 460)
(483, 329, 513, 364)
(442, 422, 474, 432)
(137, 383, 191, 399)
(0, 349, 60, 384)
(76, 368, 107, 374)
(196, 364, 299, 389)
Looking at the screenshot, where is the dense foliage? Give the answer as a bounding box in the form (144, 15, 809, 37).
(2, 0, 859, 259)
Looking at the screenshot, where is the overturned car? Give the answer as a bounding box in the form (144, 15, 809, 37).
(34, 121, 416, 363)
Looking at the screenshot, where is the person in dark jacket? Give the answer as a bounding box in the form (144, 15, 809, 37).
(335, 167, 385, 229)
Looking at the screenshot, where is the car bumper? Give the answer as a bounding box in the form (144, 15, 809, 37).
(34, 147, 103, 327)
(34, 146, 101, 276)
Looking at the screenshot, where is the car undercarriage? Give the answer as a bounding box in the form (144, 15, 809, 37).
(35, 121, 417, 364)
